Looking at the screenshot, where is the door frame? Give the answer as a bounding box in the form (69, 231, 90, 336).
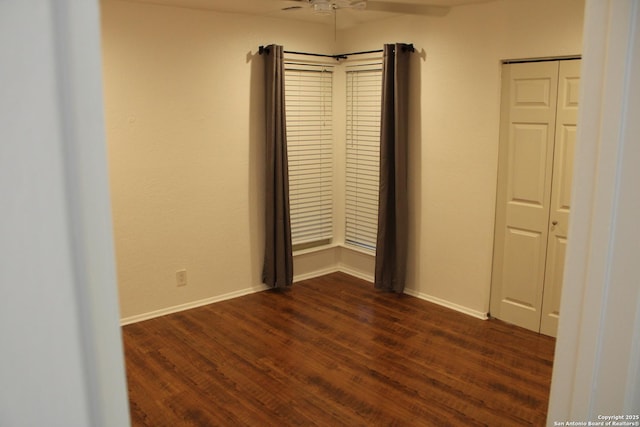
(489, 56, 579, 335)
(548, 0, 640, 419)
(0, 1, 130, 425)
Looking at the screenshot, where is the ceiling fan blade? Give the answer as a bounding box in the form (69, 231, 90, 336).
(279, 0, 309, 12)
(335, 0, 366, 8)
(280, 0, 366, 10)
(365, 1, 450, 16)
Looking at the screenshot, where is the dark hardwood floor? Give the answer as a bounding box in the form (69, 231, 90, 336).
(122, 272, 556, 426)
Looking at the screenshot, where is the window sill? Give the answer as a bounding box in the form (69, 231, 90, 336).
(292, 242, 376, 258)
(340, 243, 376, 257)
(292, 242, 340, 257)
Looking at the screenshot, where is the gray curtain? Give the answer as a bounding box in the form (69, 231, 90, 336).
(262, 44, 293, 288)
(375, 43, 411, 293)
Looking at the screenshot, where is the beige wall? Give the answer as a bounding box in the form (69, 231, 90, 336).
(337, 0, 584, 315)
(102, 0, 584, 321)
(102, 0, 336, 320)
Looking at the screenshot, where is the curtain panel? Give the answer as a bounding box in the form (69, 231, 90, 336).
(375, 43, 412, 293)
(262, 44, 294, 289)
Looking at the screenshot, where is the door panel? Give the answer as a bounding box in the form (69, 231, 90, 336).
(555, 126, 577, 212)
(540, 234, 567, 331)
(502, 227, 543, 309)
(540, 59, 581, 337)
(491, 61, 559, 332)
(509, 124, 550, 207)
(513, 77, 553, 108)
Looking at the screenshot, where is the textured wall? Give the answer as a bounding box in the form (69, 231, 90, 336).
(338, 0, 585, 314)
(102, 0, 336, 319)
(102, 0, 585, 320)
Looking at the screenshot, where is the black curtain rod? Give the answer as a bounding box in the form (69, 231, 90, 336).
(258, 44, 414, 61)
(286, 50, 352, 60)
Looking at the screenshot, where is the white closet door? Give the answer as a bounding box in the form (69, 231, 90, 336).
(491, 59, 581, 337)
(490, 61, 559, 332)
(540, 59, 581, 337)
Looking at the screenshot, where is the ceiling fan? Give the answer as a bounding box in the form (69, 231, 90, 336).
(281, 0, 450, 17)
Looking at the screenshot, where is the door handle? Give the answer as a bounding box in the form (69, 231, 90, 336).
(551, 220, 558, 231)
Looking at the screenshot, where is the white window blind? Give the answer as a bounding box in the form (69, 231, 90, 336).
(345, 64, 382, 252)
(285, 63, 334, 247)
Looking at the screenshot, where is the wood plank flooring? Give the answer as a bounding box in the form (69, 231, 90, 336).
(122, 272, 556, 426)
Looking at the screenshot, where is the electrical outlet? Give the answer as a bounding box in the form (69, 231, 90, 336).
(176, 269, 187, 287)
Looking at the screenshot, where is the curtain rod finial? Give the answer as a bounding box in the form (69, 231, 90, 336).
(402, 43, 415, 53)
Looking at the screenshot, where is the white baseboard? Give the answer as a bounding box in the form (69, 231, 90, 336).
(121, 271, 487, 326)
(404, 288, 488, 320)
(293, 266, 340, 283)
(337, 265, 374, 283)
(120, 284, 270, 326)
(334, 268, 487, 320)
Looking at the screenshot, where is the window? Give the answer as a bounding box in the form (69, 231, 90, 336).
(345, 64, 383, 252)
(284, 63, 334, 248)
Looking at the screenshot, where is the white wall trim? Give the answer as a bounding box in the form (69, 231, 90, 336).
(121, 268, 490, 325)
(548, 0, 640, 420)
(337, 265, 375, 283)
(51, 1, 131, 426)
(1, 1, 129, 425)
(294, 266, 341, 283)
(404, 289, 489, 321)
(292, 242, 340, 257)
(340, 243, 376, 257)
(120, 284, 271, 326)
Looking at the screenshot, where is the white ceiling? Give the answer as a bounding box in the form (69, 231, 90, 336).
(117, 0, 497, 28)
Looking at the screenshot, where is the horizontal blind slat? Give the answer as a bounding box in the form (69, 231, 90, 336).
(285, 65, 334, 246)
(345, 65, 382, 252)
